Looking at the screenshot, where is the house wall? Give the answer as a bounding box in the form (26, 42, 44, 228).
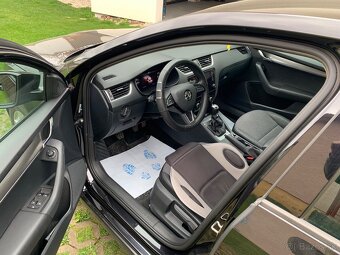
(91, 0, 164, 23)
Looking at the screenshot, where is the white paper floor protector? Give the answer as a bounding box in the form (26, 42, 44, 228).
(100, 136, 175, 198)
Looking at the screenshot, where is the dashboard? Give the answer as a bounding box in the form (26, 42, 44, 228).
(90, 44, 252, 140)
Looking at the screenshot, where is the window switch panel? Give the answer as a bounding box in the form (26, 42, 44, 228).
(25, 186, 52, 211)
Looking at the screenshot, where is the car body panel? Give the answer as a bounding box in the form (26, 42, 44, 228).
(25, 29, 136, 69)
(60, 12, 340, 79)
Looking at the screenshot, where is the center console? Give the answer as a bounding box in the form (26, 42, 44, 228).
(189, 69, 216, 113)
(201, 106, 262, 158)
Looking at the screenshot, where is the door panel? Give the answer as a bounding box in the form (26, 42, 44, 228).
(217, 48, 326, 120)
(0, 98, 86, 255)
(0, 42, 86, 255)
(256, 50, 325, 100)
(41, 158, 87, 255)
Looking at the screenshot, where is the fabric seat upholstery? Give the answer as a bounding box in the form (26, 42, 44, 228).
(162, 142, 248, 218)
(233, 110, 290, 149)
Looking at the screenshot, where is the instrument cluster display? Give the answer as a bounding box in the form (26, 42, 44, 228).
(134, 70, 160, 95)
(134, 63, 179, 95)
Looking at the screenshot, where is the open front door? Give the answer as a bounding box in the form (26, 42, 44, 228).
(0, 39, 87, 255)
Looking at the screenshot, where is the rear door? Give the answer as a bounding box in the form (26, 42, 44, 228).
(0, 39, 87, 255)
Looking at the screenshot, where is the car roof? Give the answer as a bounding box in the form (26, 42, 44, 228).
(62, 11, 340, 79)
(199, 0, 340, 20)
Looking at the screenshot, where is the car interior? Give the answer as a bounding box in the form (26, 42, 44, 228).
(83, 43, 326, 245)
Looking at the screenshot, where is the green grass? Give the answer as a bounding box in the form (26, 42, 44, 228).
(103, 240, 128, 255)
(222, 229, 268, 255)
(236, 194, 258, 217)
(0, 91, 10, 104)
(267, 196, 290, 212)
(0, 0, 132, 45)
(60, 227, 70, 246)
(0, 109, 12, 138)
(57, 252, 70, 255)
(307, 210, 340, 239)
(0, 63, 10, 71)
(99, 225, 109, 237)
(78, 244, 97, 255)
(74, 208, 92, 223)
(76, 226, 95, 243)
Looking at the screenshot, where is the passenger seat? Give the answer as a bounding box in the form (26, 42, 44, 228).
(233, 110, 290, 150)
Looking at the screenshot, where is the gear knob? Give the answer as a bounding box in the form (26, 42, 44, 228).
(211, 104, 219, 116)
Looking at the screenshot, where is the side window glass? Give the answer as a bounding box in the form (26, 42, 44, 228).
(303, 142, 340, 239)
(265, 113, 340, 239)
(0, 61, 45, 139)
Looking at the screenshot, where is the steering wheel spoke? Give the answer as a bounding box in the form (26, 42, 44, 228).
(194, 80, 206, 92)
(180, 111, 195, 124)
(166, 94, 175, 107)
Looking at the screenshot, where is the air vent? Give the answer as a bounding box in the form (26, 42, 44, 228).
(103, 74, 116, 81)
(237, 47, 249, 55)
(109, 82, 130, 100)
(177, 65, 191, 74)
(197, 55, 212, 68)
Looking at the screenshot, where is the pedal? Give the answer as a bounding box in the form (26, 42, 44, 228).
(140, 121, 146, 128)
(132, 125, 139, 132)
(116, 132, 124, 140)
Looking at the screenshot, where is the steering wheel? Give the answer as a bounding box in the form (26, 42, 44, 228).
(156, 59, 209, 131)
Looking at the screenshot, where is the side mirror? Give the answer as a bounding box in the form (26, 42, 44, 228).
(0, 72, 43, 109)
(0, 72, 18, 109)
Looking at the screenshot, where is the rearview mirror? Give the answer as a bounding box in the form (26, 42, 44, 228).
(0, 73, 18, 109)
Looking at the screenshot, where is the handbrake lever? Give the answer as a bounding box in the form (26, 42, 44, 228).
(225, 134, 261, 159)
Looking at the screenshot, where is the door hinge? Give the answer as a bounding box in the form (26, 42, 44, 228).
(75, 118, 84, 156)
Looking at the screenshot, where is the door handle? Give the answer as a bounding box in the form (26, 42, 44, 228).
(40, 139, 66, 217)
(42, 118, 53, 148)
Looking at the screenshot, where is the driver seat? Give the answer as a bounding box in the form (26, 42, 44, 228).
(150, 142, 248, 224)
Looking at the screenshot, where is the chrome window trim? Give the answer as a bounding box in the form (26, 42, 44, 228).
(258, 50, 326, 77)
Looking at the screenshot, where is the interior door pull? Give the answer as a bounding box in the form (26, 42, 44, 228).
(40, 139, 66, 217)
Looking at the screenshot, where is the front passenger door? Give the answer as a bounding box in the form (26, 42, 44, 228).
(0, 41, 86, 255)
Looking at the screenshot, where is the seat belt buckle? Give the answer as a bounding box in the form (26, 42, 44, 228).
(245, 155, 255, 165)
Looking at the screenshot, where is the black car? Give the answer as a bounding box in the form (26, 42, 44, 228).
(0, 5, 339, 255)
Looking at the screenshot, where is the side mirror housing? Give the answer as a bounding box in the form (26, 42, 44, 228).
(0, 72, 43, 109)
(0, 72, 19, 109)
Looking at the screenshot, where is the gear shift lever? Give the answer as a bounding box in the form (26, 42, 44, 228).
(209, 104, 226, 136)
(211, 104, 219, 116)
